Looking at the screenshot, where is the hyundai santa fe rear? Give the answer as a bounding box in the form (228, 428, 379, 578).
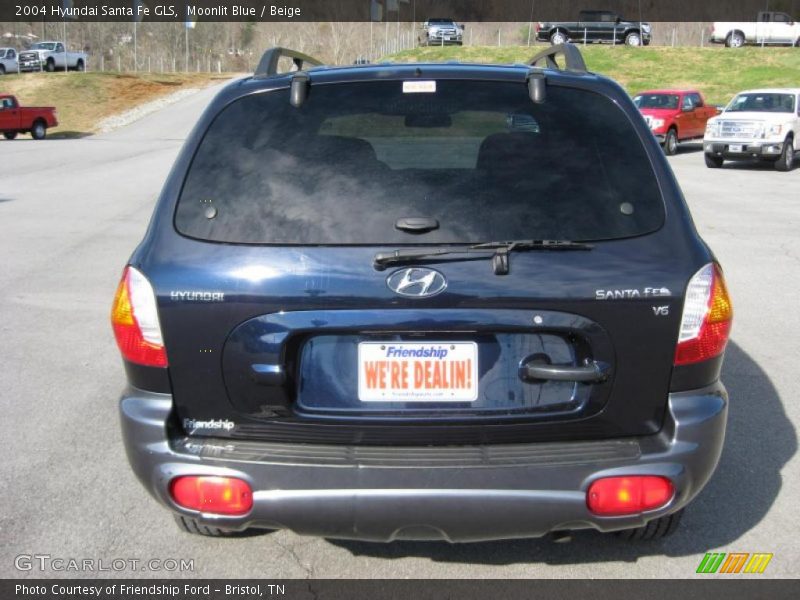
(112, 46, 732, 542)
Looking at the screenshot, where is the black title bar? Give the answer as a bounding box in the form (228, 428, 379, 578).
(3, 579, 800, 600)
(2, 1, 798, 23)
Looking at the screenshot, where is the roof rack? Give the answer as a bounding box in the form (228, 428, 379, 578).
(253, 47, 323, 80)
(528, 44, 587, 73)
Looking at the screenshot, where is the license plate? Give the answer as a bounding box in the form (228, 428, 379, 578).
(444, 36, 451, 40)
(358, 341, 478, 402)
(729, 144, 743, 152)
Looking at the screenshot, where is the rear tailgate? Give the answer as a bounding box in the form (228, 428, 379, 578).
(145, 235, 689, 446)
(139, 70, 705, 445)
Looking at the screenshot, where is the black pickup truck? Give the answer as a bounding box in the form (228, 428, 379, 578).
(536, 10, 651, 46)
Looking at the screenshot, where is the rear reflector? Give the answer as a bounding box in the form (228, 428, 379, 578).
(674, 263, 733, 366)
(170, 476, 253, 516)
(111, 266, 168, 367)
(587, 476, 674, 516)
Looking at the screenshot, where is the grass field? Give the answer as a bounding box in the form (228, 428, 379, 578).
(0, 71, 231, 137)
(388, 46, 800, 105)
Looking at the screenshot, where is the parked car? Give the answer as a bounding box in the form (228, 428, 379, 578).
(18, 41, 87, 72)
(420, 18, 464, 46)
(704, 88, 800, 170)
(113, 45, 732, 542)
(536, 10, 651, 46)
(0, 47, 19, 74)
(0, 94, 58, 139)
(633, 90, 720, 155)
(710, 11, 800, 47)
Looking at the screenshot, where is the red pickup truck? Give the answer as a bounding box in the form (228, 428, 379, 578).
(633, 89, 719, 155)
(0, 94, 58, 140)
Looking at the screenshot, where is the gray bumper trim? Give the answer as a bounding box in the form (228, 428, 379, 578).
(120, 384, 727, 542)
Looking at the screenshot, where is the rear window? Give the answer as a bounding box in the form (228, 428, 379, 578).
(634, 94, 679, 109)
(176, 79, 664, 245)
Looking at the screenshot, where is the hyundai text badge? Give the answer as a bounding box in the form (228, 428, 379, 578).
(386, 268, 447, 298)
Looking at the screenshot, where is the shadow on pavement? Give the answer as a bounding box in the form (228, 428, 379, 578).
(675, 143, 704, 155)
(329, 342, 795, 565)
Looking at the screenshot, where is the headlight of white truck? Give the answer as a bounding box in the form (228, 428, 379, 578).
(705, 121, 720, 137)
(767, 124, 783, 137)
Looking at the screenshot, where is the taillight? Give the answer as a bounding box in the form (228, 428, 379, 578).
(110, 266, 168, 367)
(170, 476, 253, 516)
(587, 476, 674, 516)
(674, 263, 732, 366)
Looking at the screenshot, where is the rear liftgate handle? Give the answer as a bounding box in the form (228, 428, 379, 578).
(520, 358, 610, 383)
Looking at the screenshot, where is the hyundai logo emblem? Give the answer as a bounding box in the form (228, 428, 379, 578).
(386, 268, 447, 298)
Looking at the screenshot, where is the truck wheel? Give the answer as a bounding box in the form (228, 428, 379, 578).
(45, 58, 55, 72)
(616, 509, 683, 541)
(31, 120, 46, 140)
(550, 31, 568, 45)
(76, 60, 85, 72)
(725, 32, 745, 48)
(4, 132, 17, 140)
(705, 154, 724, 168)
(625, 32, 642, 46)
(0, 65, 5, 75)
(664, 128, 679, 155)
(775, 136, 795, 172)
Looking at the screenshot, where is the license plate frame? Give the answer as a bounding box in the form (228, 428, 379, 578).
(728, 143, 743, 153)
(357, 341, 479, 402)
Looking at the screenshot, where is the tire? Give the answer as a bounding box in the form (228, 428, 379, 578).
(173, 514, 271, 537)
(0, 65, 5, 75)
(45, 59, 55, 72)
(705, 154, 724, 168)
(725, 31, 745, 48)
(76, 60, 85, 72)
(775, 136, 795, 172)
(4, 132, 17, 140)
(30, 120, 46, 140)
(174, 514, 240, 537)
(550, 31, 568, 45)
(616, 509, 684, 541)
(625, 32, 642, 46)
(663, 128, 679, 156)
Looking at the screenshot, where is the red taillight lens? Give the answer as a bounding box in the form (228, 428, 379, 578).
(170, 476, 253, 516)
(674, 263, 733, 366)
(111, 266, 167, 367)
(587, 476, 674, 516)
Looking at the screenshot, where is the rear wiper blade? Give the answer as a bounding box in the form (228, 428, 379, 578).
(373, 239, 593, 275)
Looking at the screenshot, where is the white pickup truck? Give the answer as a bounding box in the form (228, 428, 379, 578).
(18, 41, 87, 72)
(711, 11, 800, 47)
(0, 48, 19, 75)
(703, 88, 800, 171)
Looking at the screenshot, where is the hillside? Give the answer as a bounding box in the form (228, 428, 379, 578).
(388, 46, 800, 105)
(1, 72, 232, 137)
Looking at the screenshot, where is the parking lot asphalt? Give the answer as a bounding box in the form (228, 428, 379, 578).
(0, 83, 798, 579)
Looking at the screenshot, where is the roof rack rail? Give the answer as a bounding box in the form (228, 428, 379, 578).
(528, 44, 587, 73)
(253, 47, 323, 80)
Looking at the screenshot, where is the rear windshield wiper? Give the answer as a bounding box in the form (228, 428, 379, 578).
(374, 239, 593, 275)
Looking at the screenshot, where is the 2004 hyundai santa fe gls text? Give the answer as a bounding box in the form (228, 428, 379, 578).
(111, 44, 733, 542)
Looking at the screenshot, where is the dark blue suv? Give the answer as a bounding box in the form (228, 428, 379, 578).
(112, 45, 732, 542)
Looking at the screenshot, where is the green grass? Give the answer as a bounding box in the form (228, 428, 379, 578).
(387, 46, 800, 105)
(1, 71, 231, 136)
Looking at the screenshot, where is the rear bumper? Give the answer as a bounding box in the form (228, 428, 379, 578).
(120, 384, 727, 542)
